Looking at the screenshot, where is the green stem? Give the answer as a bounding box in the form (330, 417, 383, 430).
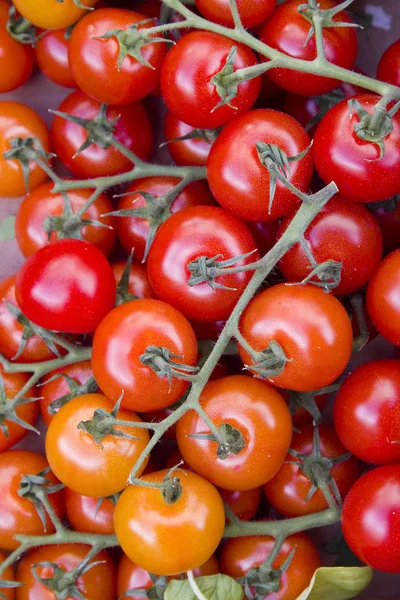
(0, 346, 92, 376)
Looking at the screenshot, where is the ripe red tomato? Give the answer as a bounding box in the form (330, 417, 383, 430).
(15, 239, 116, 334)
(263, 424, 359, 517)
(0, 0, 34, 93)
(367, 249, 400, 345)
(259, 0, 358, 96)
(377, 39, 400, 87)
(115, 177, 215, 262)
(238, 283, 353, 392)
(313, 94, 400, 203)
(246, 220, 279, 257)
(12, 0, 98, 29)
(207, 109, 313, 221)
(372, 201, 400, 255)
(0, 550, 15, 600)
(35, 28, 75, 89)
(342, 465, 400, 573)
(219, 486, 262, 522)
(114, 468, 225, 575)
(176, 375, 292, 491)
(15, 182, 116, 258)
(289, 393, 328, 428)
(45, 394, 150, 497)
(0, 450, 64, 551)
(112, 260, 156, 300)
(164, 110, 215, 167)
(195, 0, 276, 28)
(64, 488, 115, 535)
(334, 359, 400, 464)
(277, 195, 383, 295)
(68, 8, 167, 105)
(15, 544, 116, 600)
(220, 532, 321, 600)
(147, 206, 259, 322)
(0, 102, 52, 198)
(92, 299, 198, 412)
(51, 90, 153, 179)
(161, 31, 261, 129)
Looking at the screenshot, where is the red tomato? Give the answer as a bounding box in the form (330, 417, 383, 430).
(15, 544, 116, 600)
(220, 532, 321, 600)
(313, 94, 400, 203)
(259, 0, 358, 96)
(13, 0, 98, 29)
(0, 102, 52, 198)
(263, 424, 359, 517)
(92, 299, 198, 412)
(147, 206, 259, 322)
(195, 0, 276, 28)
(0, 0, 34, 93)
(290, 393, 328, 428)
(35, 28, 75, 89)
(0, 550, 15, 600)
(372, 201, 400, 255)
(377, 39, 400, 87)
(16, 239, 116, 334)
(64, 488, 115, 535)
(164, 110, 214, 167)
(112, 260, 155, 300)
(191, 320, 227, 342)
(68, 8, 167, 105)
(177, 375, 292, 491)
(207, 109, 313, 221)
(0, 450, 64, 551)
(342, 465, 400, 573)
(51, 90, 153, 179)
(238, 283, 353, 392)
(246, 220, 279, 257)
(115, 177, 215, 262)
(161, 31, 261, 129)
(219, 486, 262, 521)
(277, 195, 383, 295)
(15, 182, 116, 258)
(367, 249, 400, 345)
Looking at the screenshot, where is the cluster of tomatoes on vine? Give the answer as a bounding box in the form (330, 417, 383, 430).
(0, 0, 400, 598)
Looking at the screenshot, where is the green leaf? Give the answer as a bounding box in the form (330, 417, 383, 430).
(165, 574, 244, 600)
(294, 566, 373, 600)
(0, 216, 15, 241)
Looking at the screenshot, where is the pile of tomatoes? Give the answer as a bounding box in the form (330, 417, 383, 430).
(1, 0, 400, 598)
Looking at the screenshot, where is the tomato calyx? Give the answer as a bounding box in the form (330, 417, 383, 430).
(241, 340, 290, 379)
(3, 137, 54, 194)
(140, 345, 199, 387)
(115, 251, 139, 305)
(18, 467, 64, 530)
(189, 422, 246, 459)
(40, 372, 98, 417)
(210, 46, 241, 111)
(288, 244, 343, 291)
(288, 391, 323, 426)
(6, 4, 36, 45)
(31, 555, 104, 600)
(121, 574, 168, 599)
(239, 546, 296, 600)
(77, 396, 141, 447)
(187, 250, 258, 290)
(161, 126, 221, 148)
(349, 96, 400, 160)
(297, 0, 359, 47)
(0, 373, 39, 437)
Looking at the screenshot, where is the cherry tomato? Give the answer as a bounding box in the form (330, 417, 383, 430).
(0, 0, 34, 93)
(290, 393, 328, 428)
(64, 488, 115, 535)
(207, 109, 313, 221)
(190, 320, 227, 342)
(15, 544, 115, 600)
(0, 550, 15, 600)
(148, 206, 259, 322)
(367, 249, 400, 345)
(115, 177, 215, 262)
(219, 486, 262, 522)
(0, 102, 52, 198)
(13, 0, 98, 29)
(259, 0, 358, 96)
(238, 283, 353, 392)
(92, 299, 198, 412)
(195, 0, 276, 28)
(164, 110, 215, 167)
(0, 450, 64, 551)
(220, 532, 321, 600)
(114, 468, 225, 575)
(35, 28, 75, 89)
(16, 239, 116, 334)
(161, 31, 261, 129)
(277, 195, 383, 296)
(176, 375, 292, 491)
(69, 8, 167, 105)
(246, 220, 279, 257)
(342, 465, 400, 573)
(112, 260, 155, 300)
(313, 94, 400, 203)
(45, 394, 150, 497)
(51, 90, 153, 179)
(377, 39, 400, 87)
(372, 200, 400, 255)
(15, 182, 116, 258)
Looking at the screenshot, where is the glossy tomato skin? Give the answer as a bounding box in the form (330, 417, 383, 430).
(69, 8, 167, 105)
(372, 202, 400, 255)
(367, 249, 400, 345)
(15, 239, 116, 334)
(277, 195, 383, 296)
(259, 0, 358, 96)
(51, 90, 153, 179)
(239, 283, 353, 392)
(207, 109, 313, 222)
(0, 102, 52, 198)
(334, 359, 400, 464)
(0, 450, 64, 551)
(219, 486, 262, 521)
(313, 94, 400, 203)
(147, 206, 259, 322)
(112, 260, 156, 299)
(65, 488, 115, 535)
(195, 0, 276, 28)
(220, 533, 321, 600)
(13, 0, 98, 29)
(114, 468, 225, 575)
(0, 1, 34, 93)
(15, 544, 116, 600)
(0, 550, 15, 600)
(263, 424, 359, 517)
(161, 31, 261, 129)
(176, 375, 292, 491)
(35, 28, 75, 88)
(377, 39, 400, 87)
(164, 110, 214, 167)
(342, 465, 400, 573)
(15, 182, 116, 258)
(115, 177, 215, 262)
(247, 220, 279, 257)
(45, 394, 150, 497)
(92, 299, 198, 412)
